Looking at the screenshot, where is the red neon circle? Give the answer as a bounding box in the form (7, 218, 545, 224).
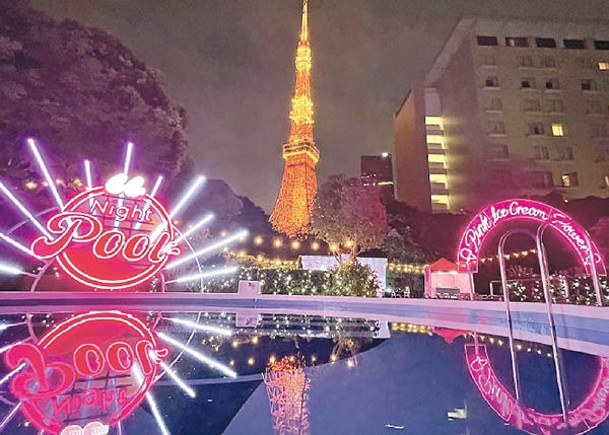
(32, 186, 179, 290)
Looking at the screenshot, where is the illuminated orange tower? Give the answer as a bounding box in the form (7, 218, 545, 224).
(270, 0, 320, 238)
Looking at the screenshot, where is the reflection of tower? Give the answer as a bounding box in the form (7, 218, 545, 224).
(270, 0, 320, 238)
(263, 356, 311, 435)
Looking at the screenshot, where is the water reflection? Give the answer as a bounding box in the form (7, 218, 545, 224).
(0, 312, 606, 434)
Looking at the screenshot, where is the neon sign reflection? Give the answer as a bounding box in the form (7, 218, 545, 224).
(466, 344, 609, 434)
(5, 311, 168, 434)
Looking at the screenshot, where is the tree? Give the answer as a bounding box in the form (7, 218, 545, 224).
(311, 175, 387, 263)
(0, 1, 189, 189)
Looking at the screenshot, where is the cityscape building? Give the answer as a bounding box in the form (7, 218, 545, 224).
(360, 153, 395, 200)
(394, 18, 609, 213)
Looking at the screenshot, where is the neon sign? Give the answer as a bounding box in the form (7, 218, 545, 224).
(466, 344, 609, 434)
(4, 311, 168, 434)
(457, 199, 606, 275)
(60, 421, 109, 435)
(31, 174, 181, 289)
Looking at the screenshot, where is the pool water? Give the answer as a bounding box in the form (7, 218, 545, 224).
(0, 311, 606, 434)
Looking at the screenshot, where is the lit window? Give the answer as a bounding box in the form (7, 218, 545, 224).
(506, 37, 529, 47)
(605, 175, 609, 188)
(552, 123, 565, 137)
(599, 61, 609, 71)
(561, 172, 579, 187)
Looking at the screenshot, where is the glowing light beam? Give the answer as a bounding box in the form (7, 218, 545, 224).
(0, 339, 28, 355)
(158, 360, 196, 398)
(0, 404, 21, 432)
(165, 230, 248, 270)
(0, 181, 52, 238)
(0, 232, 38, 259)
(27, 138, 64, 210)
(167, 266, 238, 284)
(83, 160, 93, 190)
(123, 142, 134, 175)
(0, 263, 34, 277)
(0, 363, 25, 387)
(132, 364, 170, 435)
(166, 317, 233, 336)
(158, 332, 237, 378)
(173, 214, 214, 245)
(169, 175, 205, 219)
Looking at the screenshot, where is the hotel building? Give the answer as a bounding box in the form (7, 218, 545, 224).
(394, 18, 609, 213)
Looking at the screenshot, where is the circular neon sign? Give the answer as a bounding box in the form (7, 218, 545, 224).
(31, 175, 181, 290)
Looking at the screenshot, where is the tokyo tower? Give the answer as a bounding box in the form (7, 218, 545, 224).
(270, 0, 320, 238)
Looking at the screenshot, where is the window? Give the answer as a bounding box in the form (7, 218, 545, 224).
(595, 40, 609, 50)
(533, 146, 550, 160)
(484, 97, 503, 111)
(536, 38, 556, 48)
(523, 98, 541, 112)
(487, 144, 509, 159)
(599, 61, 609, 71)
(585, 100, 602, 115)
(530, 171, 553, 189)
(576, 57, 594, 69)
(605, 175, 609, 188)
(564, 39, 586, 49)
(562, 172, 579, 187)
(541, 56, 556, 68)
(552, 123, 565, 136)
(506, 37, 529, 47)
(581, 79, 597, 91)
(484, 76, 499, 87)
(487, 120, 506, 135)
(545, 78, 560, 90)
(521, 77, 536, 89)
(477, 36, 498, 46)
(546, 99, 564, 113)
(557, 146, 575, 160)
(595, 142, 609, 160)
(519, 55, 533, 67)
(528, 122, 545, 135)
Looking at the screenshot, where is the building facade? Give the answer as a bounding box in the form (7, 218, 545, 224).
(360, 153, 395, 200)
(394, 18, 609, 213)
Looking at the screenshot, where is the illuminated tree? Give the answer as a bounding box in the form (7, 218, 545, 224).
(0, 1, 188, 188)
(311, 175, 387, 263)
(264, 355, 310, 435)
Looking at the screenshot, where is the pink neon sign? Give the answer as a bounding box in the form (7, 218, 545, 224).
(31, 175, 181, 290)
(456, 199, 606, 275)
(5, 311, 168, 434)
(466, 344, 609, 434)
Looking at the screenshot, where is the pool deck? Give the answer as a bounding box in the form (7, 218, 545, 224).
(0, 291, 608, 356)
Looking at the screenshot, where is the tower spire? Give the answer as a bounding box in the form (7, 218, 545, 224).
(300, 0, 308, 41)
(270, 0, 320, 237)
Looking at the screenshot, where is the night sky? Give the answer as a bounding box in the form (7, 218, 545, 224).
(30, 0, 609, 211)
